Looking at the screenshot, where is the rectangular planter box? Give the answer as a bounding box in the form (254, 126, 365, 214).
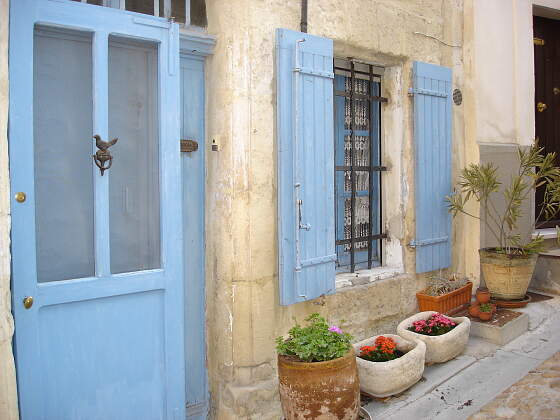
(416, 282, 473, 314)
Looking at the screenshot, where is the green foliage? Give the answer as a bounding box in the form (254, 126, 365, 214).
(275, 313, 353, 363)
(479, 303, 493, 313)
(447, 143, 560, 255)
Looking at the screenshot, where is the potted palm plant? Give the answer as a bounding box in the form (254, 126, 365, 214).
(276, 314, 360, 420)
(447, 143, 560, 300)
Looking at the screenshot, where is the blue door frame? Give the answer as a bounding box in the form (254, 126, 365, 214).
(180, 50, 211, 419)
(9, 1, 186, 419)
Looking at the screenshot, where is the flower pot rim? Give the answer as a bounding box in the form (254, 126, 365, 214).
(277, 347, 355, 367)
(354, 334, 425, 367)
(416, 281, 473, 299)
(397, 311, 470, 340)
(479, 247, 539, 259)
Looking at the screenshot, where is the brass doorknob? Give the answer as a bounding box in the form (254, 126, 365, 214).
(14, 192, 26, 203)
(537, 102, 548, 112)
(23, 296, 33, 309)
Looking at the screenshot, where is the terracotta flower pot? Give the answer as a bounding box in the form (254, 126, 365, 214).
(278, 348, 360, 420)
(478, 311, 492, 321)
(416, 282, 473, 313)
(397, 311, 471, 364)
(475, 287, 491, 304)
(468, 304, 480, 317)
(354, 334, 425, 398)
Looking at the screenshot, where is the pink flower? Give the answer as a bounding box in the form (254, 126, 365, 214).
(329, 326, 343, 334)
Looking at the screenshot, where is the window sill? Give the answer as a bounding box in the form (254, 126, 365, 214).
(335, 266, 403, 289)
(532, 228, 558, 240)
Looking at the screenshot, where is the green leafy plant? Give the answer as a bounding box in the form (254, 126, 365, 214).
(275, 313, 352, 362)
(447, 143, 560, 255)
(479, 303, 493, 313)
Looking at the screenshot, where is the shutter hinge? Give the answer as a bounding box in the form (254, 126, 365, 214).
(294, 67, 335, 79)
(409, 236, 449, 249)
(408, 88, 448, 98)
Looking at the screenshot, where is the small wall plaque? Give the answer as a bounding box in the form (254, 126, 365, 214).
(180, 139, 198, 152)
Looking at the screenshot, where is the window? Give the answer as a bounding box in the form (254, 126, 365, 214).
(334, 59, 387, 273)
(70, 0, 207, 26)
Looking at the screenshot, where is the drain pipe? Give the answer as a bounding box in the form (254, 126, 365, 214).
(301, 0, 308, 33)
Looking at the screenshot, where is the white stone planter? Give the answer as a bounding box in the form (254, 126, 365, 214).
(397, 311, 471, 364)
(353, 334, 426, 398)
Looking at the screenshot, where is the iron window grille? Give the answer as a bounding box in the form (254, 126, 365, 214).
(334, 59, 387, 273)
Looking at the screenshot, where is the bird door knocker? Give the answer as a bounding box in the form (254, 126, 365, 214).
(92, 134, 118, 176)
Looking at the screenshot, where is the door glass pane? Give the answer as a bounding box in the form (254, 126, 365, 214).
(109, 36, 161, 274)
(126, 0, 154, 15)
(33, 26, 95, 282)
(171, 0, 186, 23)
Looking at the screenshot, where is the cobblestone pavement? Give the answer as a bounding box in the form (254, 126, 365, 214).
(469, 351, 560, 420)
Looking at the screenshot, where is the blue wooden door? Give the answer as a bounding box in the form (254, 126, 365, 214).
(9, 1, 185, 419)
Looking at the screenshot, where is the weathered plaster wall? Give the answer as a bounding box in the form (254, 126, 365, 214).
(471, 0, 535, 146)
(0, 0, 19, 419)
(205, 1, 466, 418)
(466, 0, 558, 251)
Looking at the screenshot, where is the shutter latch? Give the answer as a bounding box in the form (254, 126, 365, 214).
(297, 199, 311, 231)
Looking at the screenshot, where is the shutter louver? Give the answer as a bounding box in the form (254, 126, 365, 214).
(411, 61, 453, 273)
(276, 28, 335, 305)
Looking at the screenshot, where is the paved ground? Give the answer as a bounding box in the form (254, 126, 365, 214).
(469, 351, 560, 420)
(361, 293, 560, 420)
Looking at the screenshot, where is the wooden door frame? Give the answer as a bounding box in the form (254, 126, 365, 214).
(533, 12, 560, 228)
(9, 2, 185, 418)
(178, 32, 215, 420)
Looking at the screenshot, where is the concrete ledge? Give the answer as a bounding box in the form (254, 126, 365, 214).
(469, 310, 529, 346)
(531, 248, 560, 295)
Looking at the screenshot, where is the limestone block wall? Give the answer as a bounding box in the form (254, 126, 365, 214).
(204, 1, 467, 418)
(0, 0, 19, 419)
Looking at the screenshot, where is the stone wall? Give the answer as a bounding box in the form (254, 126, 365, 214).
(3, 0, 551, 418)
(204, 1, 466, 418)
(0, 0, 19, 419)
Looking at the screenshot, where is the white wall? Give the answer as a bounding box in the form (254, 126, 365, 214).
(472, 0, 535, 146)
(0, 0, 19, 418)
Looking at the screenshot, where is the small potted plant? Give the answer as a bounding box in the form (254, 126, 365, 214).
(478, 303, 495, 321)
(475, 287, 491, 304)
(397, 311, 470, 364)
(468, 303, 480, 318)
(353, 335, 425, 397)
(276, 314, 360, 420)
(415, 273, 473, 313)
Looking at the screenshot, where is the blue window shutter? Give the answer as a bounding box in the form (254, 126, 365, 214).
(276, 28, 335, 305)
(411, 61, 453, 273)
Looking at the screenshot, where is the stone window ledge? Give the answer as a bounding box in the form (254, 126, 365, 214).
(532, 228, 558, 240)
(335, 266, 404, 289)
